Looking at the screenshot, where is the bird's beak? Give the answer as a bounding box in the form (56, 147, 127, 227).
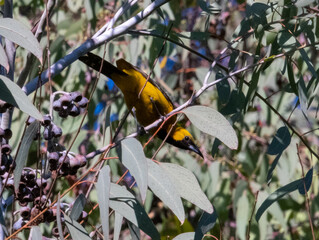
(188, 143, 203, 158)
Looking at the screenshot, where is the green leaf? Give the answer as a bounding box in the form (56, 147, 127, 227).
(147, 159, 185, 223)
(267, 152, 282, 184)
(236, 194, 249, 240)
(220, 89, 245, 115)
(30, 226, 42, 240)
(245, 69, 260, 111)
(161, 163, 214, 213)
(298, 167, 313, 195)
(14, 121, 39, 189)
(56, 193, 64, 240)
(109, 183, 160, 240)
(97, 165, 111, 238)
(113, 212, 123, 240)
(70, 194, 86, 221)
(216, 73, 230, 105)
(173, 232, 195, 240)
(0, 18, 42, 63)
(267, 126, 291, 155)
(182, 106, 238, 149)
(128, 221, 141, 240)
(0, 45, 9, 72)
(295, 0, 316, 7)
(298, 76, 309, 118)
(65, 215, 91, 240)
(194, 210, 218, 240)
(255, 179, 303, 222)
(118, 138, 148, 202)
(286, 57, 298, 95)
(0, 75, 42, 120)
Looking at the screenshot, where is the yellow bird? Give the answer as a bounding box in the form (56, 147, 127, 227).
(79, 53, 202, 157)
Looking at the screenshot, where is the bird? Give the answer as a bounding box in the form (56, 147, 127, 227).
(79, 52, 203, 157)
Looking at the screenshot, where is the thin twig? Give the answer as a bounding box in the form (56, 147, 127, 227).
(246, 191, 259, 240)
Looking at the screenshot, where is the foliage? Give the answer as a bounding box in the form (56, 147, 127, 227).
(0, 0, 318, 239)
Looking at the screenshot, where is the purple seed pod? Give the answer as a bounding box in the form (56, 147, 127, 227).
(76, 155, 87, 167)
(13, 218, 26, 231)
(36, 178, 47, 189)
(1, 144, 11, 154)
(69, 105, 80, 117)
(78, 97, 89, 108)
(52, 124, 62, 138)
(3, 102, 12, 109)
(48, 152, 59, 162)
(58, 108, 69, 118)
(42, 115, 52, 127)
(3, 129, 12, 140)
(20, 206, 31, 220)
(0, 107, 6, 113)
(60, 94, 72, 107)
(44, 209, 55, 222)
(23, 193, 34, 202)
(52, 227, 60, 237)
(43, 127, 53, 140)
(0, 128, 4, 137)
(53, 100, 62, 111)
(70, 91, 83, 102)
(34, 195, 47, 206)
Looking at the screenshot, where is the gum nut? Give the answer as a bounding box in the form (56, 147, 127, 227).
(36, 178, 47, 188)
(69, 157, 80, 168)
(42, 115, 52, 127)
(70, 91, 83, 102)
(34, 195, 47, 206)
(0, 128, 4, 137)
(3, 177, 14, 188)
(76, 155, 87, 167)
(26, 170, 36, 180)
(43, 127, 53, 140)
(18, 182, 27, 191)
(58, 108, 69, 118)
(0, 107, 6, 113)
(1, 144, 11, 154)
(52, 227, 60, 237)
(31, 186, 40, 196)
(3, 129, 12, 140)
(68, 168, 78, 175)
(19, 200, 28, 207)
(23, 193, 34, 202)
(52, 124, 63, 138)
(48, 151, 59, 161)
(3, 102, 12, 109)
(60, 94, 72, 107)
(53, 100, 62, 111)
(26, 116, 36, 125)
(13, 218, 26, 231)
(20, 206, 31, 220)
(78, 97, 89, 108)
(69, 105, 80, 117)
(0, 166, 6, 175)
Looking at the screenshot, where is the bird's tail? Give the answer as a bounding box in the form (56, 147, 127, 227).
(79, 52, 127, 78)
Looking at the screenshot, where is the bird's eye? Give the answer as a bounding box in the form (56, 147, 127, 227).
(184, 136, 190, 141)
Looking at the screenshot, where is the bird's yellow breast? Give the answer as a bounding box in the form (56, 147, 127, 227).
(110, 59, 176, 129)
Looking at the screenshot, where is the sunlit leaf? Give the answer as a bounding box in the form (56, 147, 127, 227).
(113, 212, 123, 240)
(236, 194, 249, 239)
(172, 232, 195, 240)
(182, 106, 238, 149)
(0, 45, 8, 72)
(147, 159, 185, 223)
(97, 165, 111, 238)
(118, 138, 148, 202)
(30, 226, 42, 240)
(161, 163, 214, 213)
(0, 18, 42, 63)
(0, 75, 42, 120)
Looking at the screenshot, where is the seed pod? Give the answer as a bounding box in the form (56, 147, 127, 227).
(58, 108, 69, 118)
(69, 157, 80, 169)
(69, 105, 80, 117)
(18, 200, 28, 207)
(60, 94, 72, 107)
(26, 170, 36, 180)
(1, 144, 11, 154)
(3, 102, 12, 109)
(44, 209, 55, 222)
(42, 115, 52, 127)
(20, 206, 31, 220)
(0, 107, 6, 113)
(43, 127, 53, 140)
(53, 100, 62, 111)
(23, 193, 34, 202)
(76, 155, 87, 167)
(13, 218, 26, 231)
(3, 129, 12, 140)
(31, 206, 44, 224)
(52, 124, 62, 138)
(70, 91, 83, 102)
(78, 97, 89, 108)
(36, 178, 47, 189)
(34, 195, 47, 206)
(52, 227, 60, 237)
(48, 152, 59, 162)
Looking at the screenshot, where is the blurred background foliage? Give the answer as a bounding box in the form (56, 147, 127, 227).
(4, 0, 319, 239)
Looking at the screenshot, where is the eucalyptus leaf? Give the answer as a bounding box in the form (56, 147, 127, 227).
(65, 215, 91, 240)
(182, 106, 238, 149)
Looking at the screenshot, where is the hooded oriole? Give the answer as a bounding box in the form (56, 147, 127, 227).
(79, 53, 202, 157)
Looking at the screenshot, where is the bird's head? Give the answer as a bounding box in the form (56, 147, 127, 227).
(159, 126, 203, 158)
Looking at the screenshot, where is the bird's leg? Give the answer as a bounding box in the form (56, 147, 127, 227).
(132, 107, 146, 136)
